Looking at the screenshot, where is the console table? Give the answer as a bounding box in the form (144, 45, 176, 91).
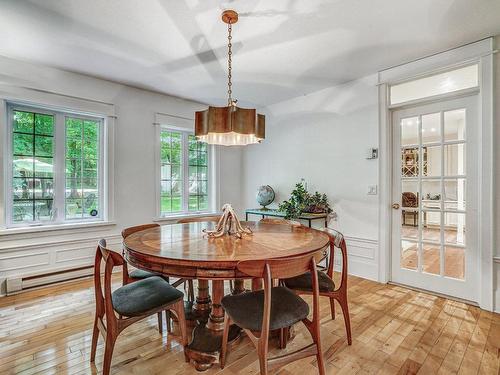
(245, 208, 328, 228)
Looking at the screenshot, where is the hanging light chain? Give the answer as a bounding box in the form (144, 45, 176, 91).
(227, 21, 233, 106)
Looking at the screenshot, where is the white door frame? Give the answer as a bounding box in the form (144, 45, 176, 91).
(377, 38, 495, 311)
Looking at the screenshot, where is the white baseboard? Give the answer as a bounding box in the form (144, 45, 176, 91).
(5, 265, 94, 295)
(494, 262, 500, 313)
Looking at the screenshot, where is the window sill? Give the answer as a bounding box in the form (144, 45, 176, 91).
(0, 220, 116, 236)
(153, 212, 220, 223)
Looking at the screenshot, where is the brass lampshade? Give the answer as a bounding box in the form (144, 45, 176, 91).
(195, 106, 265, 146)
(194, 10, 265, 146)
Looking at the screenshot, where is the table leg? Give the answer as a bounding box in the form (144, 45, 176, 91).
(192, 280, 211, 315)
(177, 280, 210, 326)
(207, 280, 225, 331)
(246, 212, 248, 220)
(185, 280, 241, 371)
(251, 278, 262, 291)
(232, 279, 246, 294)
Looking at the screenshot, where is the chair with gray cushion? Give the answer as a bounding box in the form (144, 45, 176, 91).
(121, 223, 172, 332)
(283, 228, 352, 346)
(90, 239, 188, 375)
(220, 254, 325, 375)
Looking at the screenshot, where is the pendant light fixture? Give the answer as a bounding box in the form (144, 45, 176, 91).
(195, 10, 265, 146)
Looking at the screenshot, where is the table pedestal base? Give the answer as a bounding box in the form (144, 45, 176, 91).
(172, 281, 212, 328)
(185, 323, 240, 371)
(183, 280, 242, 371)
(183, 300, 210, 327)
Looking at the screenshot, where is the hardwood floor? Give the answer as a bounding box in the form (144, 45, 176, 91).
(0, 274, 499, 374)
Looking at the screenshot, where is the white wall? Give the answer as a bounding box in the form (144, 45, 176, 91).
(0, 55, 243, 295)
(242, 74, 380, 280)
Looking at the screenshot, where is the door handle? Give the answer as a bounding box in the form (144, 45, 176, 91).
(392, 203, 400, 209)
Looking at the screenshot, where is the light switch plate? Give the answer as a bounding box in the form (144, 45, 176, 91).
(367, 185, 378, 195)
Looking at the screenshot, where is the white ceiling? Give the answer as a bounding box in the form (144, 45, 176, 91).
(1, 0, 500, 108)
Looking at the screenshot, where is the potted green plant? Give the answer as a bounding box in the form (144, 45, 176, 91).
(278, 182, 332, 219)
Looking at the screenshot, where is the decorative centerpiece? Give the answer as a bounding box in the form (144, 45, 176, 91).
(278, 181, 332, 219)
(256, 185, 275, 209)
(203, 204, 252, 238)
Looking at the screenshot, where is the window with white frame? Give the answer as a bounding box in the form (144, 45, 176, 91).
(159, 128, 212, 216)
(7, 103, 105, 226)
(390, 64, 479, 105)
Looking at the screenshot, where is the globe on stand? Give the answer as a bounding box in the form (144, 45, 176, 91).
(256, 185, 275, 209)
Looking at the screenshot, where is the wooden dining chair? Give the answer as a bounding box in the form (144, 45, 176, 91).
(283, 228, 352, 345)
(90, 239, 188, 375)
(220, 254, 325, 375)
(121, 223, 174, 332)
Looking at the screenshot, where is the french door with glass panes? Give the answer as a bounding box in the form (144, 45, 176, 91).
(391, 95, 478, 301)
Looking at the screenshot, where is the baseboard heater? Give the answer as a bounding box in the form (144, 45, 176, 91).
(6, 265, 94, 295)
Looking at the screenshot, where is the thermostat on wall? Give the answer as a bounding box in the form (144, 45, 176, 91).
(366, 148, 378, 160)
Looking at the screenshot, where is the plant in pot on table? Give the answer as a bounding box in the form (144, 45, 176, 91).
(278, 182, 332, 219)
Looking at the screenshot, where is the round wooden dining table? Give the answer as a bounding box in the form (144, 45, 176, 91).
(123, 220, 330, 371)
